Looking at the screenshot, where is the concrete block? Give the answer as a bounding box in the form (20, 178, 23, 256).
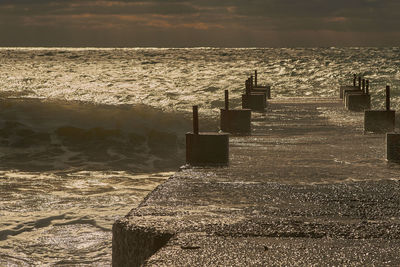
(346, 93, 371, 111)
(242, 93, 266, 111)
(253, 86, 271, 99)
(186, 132, 229, 165)
(112, 221, 173, 267)
(344, 91, 364, 108)
(220, 109, 251, 134)
(386, 132, 400, 162)
(364, 110, 395, 133)
(340, 86, 359, 99)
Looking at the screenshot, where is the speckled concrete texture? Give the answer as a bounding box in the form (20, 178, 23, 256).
(113, 98, 400, 266)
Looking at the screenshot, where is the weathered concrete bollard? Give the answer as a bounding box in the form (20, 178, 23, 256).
(252, 85, 271, 99)
(386, 85, 391, 111)
(346, 93, 371, 111)
(364, 86, 395, 133)
(193, 105, 199, 134)
(364, 110, 395, 133)
(249, 76, 268, 104)
(344, 88, 362, 107)
(339, 74, 359, 99)
(345, 78, 370, 111)
(343, 88, 363, 106)
(186, 106, 229, 165)
(386, 132, 400, 162)
(242, 79, 266, 111)
(220, 90, 251, 134)
(340, 85, 360, 99)
(365, 80, 369, 95)
(253, 70, 271, 99)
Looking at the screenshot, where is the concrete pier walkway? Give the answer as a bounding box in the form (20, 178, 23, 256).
(113, 98, 400, 266)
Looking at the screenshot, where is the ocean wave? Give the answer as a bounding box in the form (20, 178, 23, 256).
(1, 47, 400, 115)
(1, 47, 400, 170)
(0, 99, 192, 172)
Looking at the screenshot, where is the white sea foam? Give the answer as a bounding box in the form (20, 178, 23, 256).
(0, 98, 194, 172)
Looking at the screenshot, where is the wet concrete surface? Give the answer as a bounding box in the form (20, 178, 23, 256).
(113, 98, 400, 266)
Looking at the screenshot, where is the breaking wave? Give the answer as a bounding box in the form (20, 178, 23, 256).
(0, 98, 192, 172)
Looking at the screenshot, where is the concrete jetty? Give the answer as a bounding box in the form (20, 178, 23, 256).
(113, 98, 400, 266)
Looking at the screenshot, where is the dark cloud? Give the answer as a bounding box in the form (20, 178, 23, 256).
(0, 0, 399, 46)
(0, 1, 198, 16)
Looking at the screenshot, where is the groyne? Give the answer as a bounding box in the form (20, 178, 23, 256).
(113, 97, 400, 266)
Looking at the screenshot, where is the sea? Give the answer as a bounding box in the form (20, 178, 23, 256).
(0, 47, 400, 266)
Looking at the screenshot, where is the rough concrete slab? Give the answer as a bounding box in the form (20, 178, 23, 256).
(146, 234, 400, 266)
(112, 98, 400, 266)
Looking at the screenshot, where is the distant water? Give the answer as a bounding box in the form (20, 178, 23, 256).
(1, 47, 400, 265)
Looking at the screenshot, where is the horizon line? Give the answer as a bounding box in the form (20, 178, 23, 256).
(0, 46, 399, 49)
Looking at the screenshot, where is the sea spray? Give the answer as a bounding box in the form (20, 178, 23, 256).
(0, 98, 195, 172)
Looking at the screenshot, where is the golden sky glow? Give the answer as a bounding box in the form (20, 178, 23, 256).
(0, 0, 399, 46)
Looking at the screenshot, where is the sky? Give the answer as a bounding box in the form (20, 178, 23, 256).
(0, 0, 399, 47)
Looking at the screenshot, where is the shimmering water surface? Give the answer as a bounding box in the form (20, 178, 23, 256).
(1, 47, 400, 265)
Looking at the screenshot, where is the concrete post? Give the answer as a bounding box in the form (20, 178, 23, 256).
(245, 80, 250, 95)
(225, 90, 229, 111)
(362, 79, 365, 92)
(386, 133, 400, 162)
(193, 105, 199, 135)
(187, 105, 229, 165)
(220, 89, 251, 134)
(386, 85, 391, 111)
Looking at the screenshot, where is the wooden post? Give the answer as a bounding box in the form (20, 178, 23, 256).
(255, 70, 258, 87)
(224, 90, 229, 110)
(366, 80, 369, 95)
(245, 80, 250, 95)
(250, 76, 254, 89)
(358, 76, 362, 89)
(353, 74, 356, 87)
(362, 79, 365, 91)
(386, 85, 391, 111)
(193, 105, 199, 134)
